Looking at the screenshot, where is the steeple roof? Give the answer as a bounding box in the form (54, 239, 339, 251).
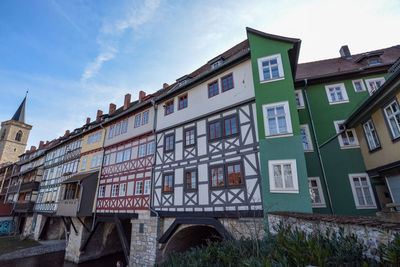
(11, 96, 27, 124)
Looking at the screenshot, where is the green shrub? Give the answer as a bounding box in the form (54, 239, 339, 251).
(380, 233, 400, 266)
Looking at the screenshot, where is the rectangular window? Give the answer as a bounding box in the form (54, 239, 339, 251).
(365, 77, 385, 95)
(108, 125, 115, 139)
(115, 123, 121, 136)
(262, 101, 292, 137)
(163, 174, 174, 192)
(226, 163, 242, 186)
(325, 83, 349, 104)
(208, 80, 219, 98)
(308, 177, 326, 208)
(300, 124, 313, 152)
(81, 157, 87, 170)
(103, 154, 110, 166)
(334, 120, 359, 148)
(224, 117, 238, 136)
(363, 119, 380, 151)
(221, 73, 234, 92)
(135, 114, 141, 128)
(257, 54, 284, 82)
(122, 120, 128, 133)
(295, 90, 305, 109)
(91, 154, 97, 168)
(210, 166, 224, 188)
(352, 79, 366, 92)
(185, 170, 197, 190)
(144, 180, 151, 195)
(184, 128, 196, 147)
(111, 184, 119, 197)
(98, 186, 105, 197)
(96, 153, 102, 166)
(138, 144, 146, 158)
(147, 142, 155, 155)
(383, 100, 400, 140)
(135, 181, 143, 195)
(165, 100, 174, 115)
(124, 149, 131, 161)
(268, 159, 298, 193)
(164, 135, 174, 152)
(349, 174, 376, 209)
(116, 151, 124, 163)
(119, 183, 126, 197)
(142, 111, 149, 125)
(208, 121, 222, 140)
(178, 94, 188, 110)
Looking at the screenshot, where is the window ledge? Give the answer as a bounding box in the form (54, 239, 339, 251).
(265, 133, 293, 139)
(260, 77, 285, 84)
(297, 106, 305, 110)
(312, 204, 327, 208)
(339, 145, 360, 150)
(355, 205, 377, 210)
(270, 189, 299, 194)
(328, 100, 350, 105)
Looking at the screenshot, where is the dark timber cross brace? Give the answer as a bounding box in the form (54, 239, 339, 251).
(79, 220, 99, 252)
(114, 215, 130, 266)
(158, 217, 233, 244)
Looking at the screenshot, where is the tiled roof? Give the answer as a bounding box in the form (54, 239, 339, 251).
(296, 45, 400, 80)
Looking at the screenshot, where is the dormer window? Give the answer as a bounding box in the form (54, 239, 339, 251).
(208, 56, 224, 70)
(211, 60, 223, 69)
(368, 58, 381, 66)
(176, 75, 192, 87)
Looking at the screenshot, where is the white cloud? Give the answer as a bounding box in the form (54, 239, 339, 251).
(81, 0, 161, 82)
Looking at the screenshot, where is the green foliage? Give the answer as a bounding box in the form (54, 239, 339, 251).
(157, 223, 400, 267)
(380, 233, 400, 266)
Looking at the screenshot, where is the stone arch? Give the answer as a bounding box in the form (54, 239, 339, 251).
(162, 225, 223, 259)
(15, 130, 23, 142)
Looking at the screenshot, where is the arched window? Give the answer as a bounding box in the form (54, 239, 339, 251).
(0, 130, 5, 140)
(15, 131, 23, 142)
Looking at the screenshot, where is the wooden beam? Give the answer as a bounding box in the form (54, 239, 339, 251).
(114, 215, 130, 266)
(80, 220, 99, 252)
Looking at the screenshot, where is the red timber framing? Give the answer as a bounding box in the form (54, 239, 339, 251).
(96, 131, 154, 213)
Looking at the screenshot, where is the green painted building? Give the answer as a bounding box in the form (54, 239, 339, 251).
(247, 28, 312, 215)
(294, 45, 400, 216)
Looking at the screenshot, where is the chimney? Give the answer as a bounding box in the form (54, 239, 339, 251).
(45, 141, 49, 145)
(86, 117, 91, 125)
(124, 93, 131, 110)
(339, 45, 352, 59)
(163, 83, 169, 89)
(30, 146, 36, 151)
(109, 103, 116, 114)
(39, 141, 44, 148)
(64, 130, 70, 137)
(139, 91, 146, 102)
(96, 110, 103, 121)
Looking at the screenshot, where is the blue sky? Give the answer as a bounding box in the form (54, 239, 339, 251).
(0, 0, 399, 149)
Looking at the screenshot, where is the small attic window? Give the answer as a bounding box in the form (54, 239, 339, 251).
(211, 60, 223, 69)
(208, 56, 225, 70)
(368, 58, 381, 66)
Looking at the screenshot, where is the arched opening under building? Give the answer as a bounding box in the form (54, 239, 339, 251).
(163, 225, 223, 259)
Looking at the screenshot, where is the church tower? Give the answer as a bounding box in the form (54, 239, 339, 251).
(0, 95, 32, 164)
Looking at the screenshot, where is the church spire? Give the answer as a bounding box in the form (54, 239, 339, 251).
(11, 92, 27, 124)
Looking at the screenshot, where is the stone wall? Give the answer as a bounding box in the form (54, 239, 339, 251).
(130, 211, 159, 267)
(65, 218, 122, 263)
(268, 212, 400, 259)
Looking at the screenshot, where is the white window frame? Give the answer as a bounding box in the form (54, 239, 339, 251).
(91, 154, 97, 168)
(268, 159, 299, 193)
(295, 90, 305, 109)
(144, 180, 151, 195)
(352, 79, 366, 92)
(98, 186, 105, 198)
(300, 124, 313, 152)
(142, 111, 149, 125)
(257, 54, 284, 83)
(103, 154, 110, 166)
(325, 83, 349, 104)
(119, 183, 126, 197)
(147, 142, 155, 155)
(383, 100, 400, 139)
(81, 157, 87, 170)
(135, 180, 143, 195)
(262, 101, 292, 138)
(334, 120, 359, 149)
(365, 77, 385, 95)
(362, 119, 380, 150)
(111, 184, 119, 197)
(308, 177, 326, 208)
(123, 149, 131, 162)
(138, 144, 146, 158)
(348, 174, 377, 209)
(116, 151, 124, 163)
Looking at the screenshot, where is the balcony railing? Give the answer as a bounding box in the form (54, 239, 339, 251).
(19, 181, 40, 192)
(13, 202, 35, 213)
(56, 199, 79, 217)
(7, 184, 19, 194)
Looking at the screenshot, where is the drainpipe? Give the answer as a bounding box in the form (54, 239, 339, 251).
(303, 79, 335, 214)
(149, 99, 160, 263)
(91, 123, 106, 231)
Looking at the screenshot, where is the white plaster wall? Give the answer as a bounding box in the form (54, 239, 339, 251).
(104, 107, 154, 147)
(156, 60, 254, 131)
